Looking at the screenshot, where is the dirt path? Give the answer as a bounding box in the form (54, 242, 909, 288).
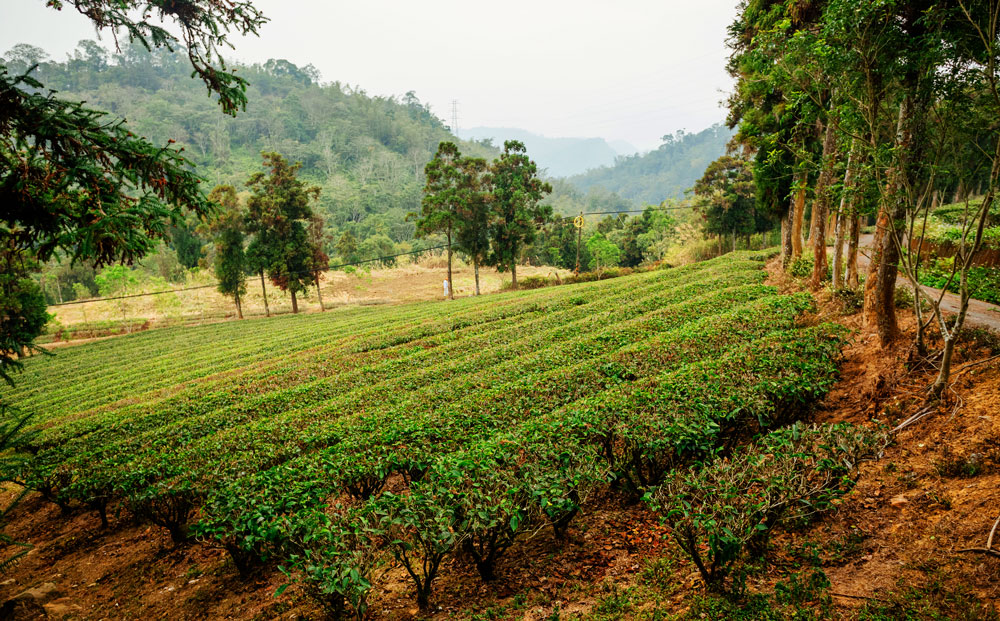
(850, 233, 1000, 332)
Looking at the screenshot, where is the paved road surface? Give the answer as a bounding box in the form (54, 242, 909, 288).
(849, 233, 1000, 332)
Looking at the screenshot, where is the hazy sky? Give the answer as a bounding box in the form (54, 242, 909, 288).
(1, 1, 737, 152)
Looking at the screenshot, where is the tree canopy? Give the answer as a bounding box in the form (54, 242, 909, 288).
(0, 0, 266, 383)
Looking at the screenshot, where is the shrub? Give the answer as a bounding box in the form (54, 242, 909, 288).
(647, 423, 884, 593)
(278, 506, 377, 620)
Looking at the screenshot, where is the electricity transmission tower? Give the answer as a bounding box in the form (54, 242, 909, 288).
(451, 100, 459, 137)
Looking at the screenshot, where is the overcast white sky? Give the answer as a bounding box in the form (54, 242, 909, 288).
(1, 0, 737, 152)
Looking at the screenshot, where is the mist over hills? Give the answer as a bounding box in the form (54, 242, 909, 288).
(458, 127, 624, 178)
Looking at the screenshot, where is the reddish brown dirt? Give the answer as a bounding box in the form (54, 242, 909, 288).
(2, 258, 999, 619)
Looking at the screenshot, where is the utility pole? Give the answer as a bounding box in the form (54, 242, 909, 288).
(574, 213, 584, 274)
(451, 99, 459, 137)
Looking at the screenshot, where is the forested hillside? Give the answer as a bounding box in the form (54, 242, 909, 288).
(568, 124, 733, 203)
(1, 41, 495, 245)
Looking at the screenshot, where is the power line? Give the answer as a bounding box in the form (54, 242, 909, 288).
(580, 205, 694, 216)
(50, 243, 452, 307)
(49, 206, 697, 308)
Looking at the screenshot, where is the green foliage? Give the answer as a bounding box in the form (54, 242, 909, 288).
(648, 423, 884, 593)
(0, 405, 36, 573)
(586, 232, 621, 270)
(245, 153, 321, 304)
(208, 185, 247, 311)
(568, 125, 733, 204)
(1, 253, 850, 612)
(4, 42, 494, 264)
(918, 257, 1000, 305)
(490, 140, 553, 284)
(693, 154, 771, 237)
(0, 251, 50, 385)
(0, 1, 267, 381)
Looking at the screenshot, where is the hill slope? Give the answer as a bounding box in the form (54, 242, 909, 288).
(2, 42, 494, 244)
(459, 127, 621, 177)
(1, 252, 849, 617)
(567, 123, 733, 203)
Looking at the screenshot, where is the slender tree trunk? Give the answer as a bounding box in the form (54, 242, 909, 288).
(291, 290, 298, 314)
(791, 171, 807, 260)
(732, 228, 737, 253)
(952, 180, 964, 203)
(833, 145, 856, 289)
(781, 215, 791, 266)
(847, 215, 861, 288)
(864, 203, 903, 344)
(235, 294, 243, 319)
(864, 96, 917, 345)
(473, 257, 480, 295)
(808, 190, 820, 246)
(511, 261, 517, 289)
(446, 227, 454, 300)
(315, 275, 325, 311)
(260, 270, 270, 317)
(575, 215, 583, 273)
(811, 119, 839, 289)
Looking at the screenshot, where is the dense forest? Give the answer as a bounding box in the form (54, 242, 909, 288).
(1, 40, 497, 249)
(6, 41, 730, 306)
(568, 124, 733, 203)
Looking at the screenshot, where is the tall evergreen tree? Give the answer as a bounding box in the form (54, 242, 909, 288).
(208, 185, 247, 319)
(693, 154, 760, 251)
(454, 157, 492, 296)
(245, 152, 320, 314)
(415, 142, 464, 300)
(0, 0, 265, 380)
(488, 141, 553, 289)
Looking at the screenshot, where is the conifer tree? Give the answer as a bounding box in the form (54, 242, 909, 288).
(245, 152, 320, 314)
(416, 142, 464, 300)
(208, 185, 247, 319)
(0, 0, 265, 377)
(488, 141, 553, 289)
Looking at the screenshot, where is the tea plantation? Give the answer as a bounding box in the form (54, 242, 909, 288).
(1, 252, 876, 617)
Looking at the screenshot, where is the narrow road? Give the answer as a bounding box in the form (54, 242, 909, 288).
(851, 233, 1000, 332)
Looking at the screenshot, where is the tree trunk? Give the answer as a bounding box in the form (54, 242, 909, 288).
(235, 294, 243, 319)
(791, 171, 807, 260)
(847, 215, 861, 288)
(864, 81, 927, 346)
(781, 214, 792, 266)
(811, 119, 838, 289)
(832, 145, 856, 289)
(473, 257, 480, 295)
(291, 290, 298, 314)
(511, 261, 517, 289)
(260, 270, 270, 317)
(575, 215, 583, 273)
(446, 228, 454, 300)
(863, 204, 903, 344)
(315, 275, 325, 311)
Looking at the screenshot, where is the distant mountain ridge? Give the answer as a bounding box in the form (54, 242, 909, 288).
(566, 124, 733, 204)
(459, 127, 622, 178)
